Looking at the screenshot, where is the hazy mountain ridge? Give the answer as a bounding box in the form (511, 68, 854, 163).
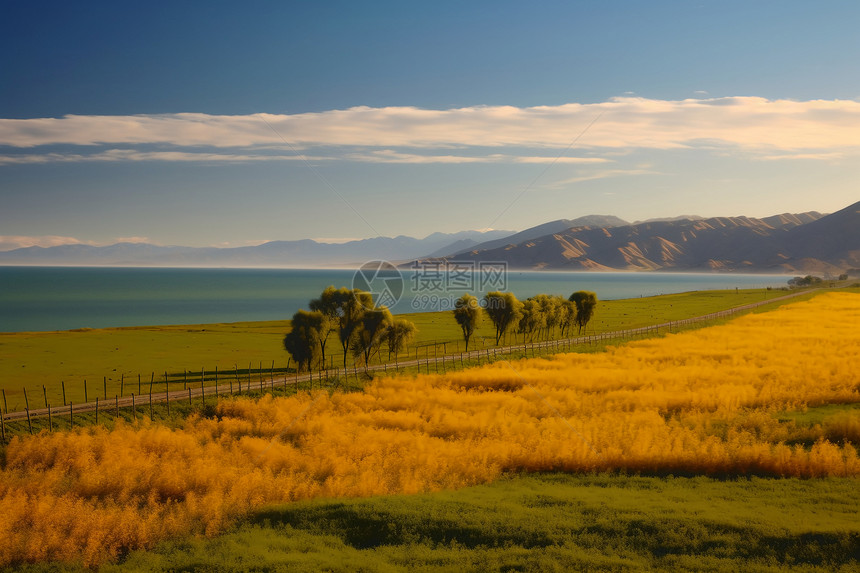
(0, 229, 515, 267)
(413, 203, 859, 273)
(2, 205, 855, 272)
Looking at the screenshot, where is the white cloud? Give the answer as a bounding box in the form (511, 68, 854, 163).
(0, 235, 94, 251)
(1, 97, 859, 164)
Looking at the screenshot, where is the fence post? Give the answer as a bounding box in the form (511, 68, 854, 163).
(120, 374, 124, 396)
(43, 385, 48, 408)
(104, 376, 107, 399)
(23, 387, 30, 411)
(1, 389, 6, 414)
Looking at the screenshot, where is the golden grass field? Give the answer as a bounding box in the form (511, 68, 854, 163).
(0, 292, 857, 566)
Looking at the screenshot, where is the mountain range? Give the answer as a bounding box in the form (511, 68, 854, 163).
(0, 229, 514, 268)
(1, 203, 857, 272)
(416, 201, 860, 274)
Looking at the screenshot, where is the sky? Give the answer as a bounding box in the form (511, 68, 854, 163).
(1, 0, 859, 250)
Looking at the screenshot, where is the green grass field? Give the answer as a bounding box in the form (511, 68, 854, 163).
(11, 472, 857, 573)
(0, 288, 824, 410)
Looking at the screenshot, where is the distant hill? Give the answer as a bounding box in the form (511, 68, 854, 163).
(409, 203, 859, 274)
(5, 204, 855, 272)
(0, 229, 515, 268)
(448, 215, 629, 256)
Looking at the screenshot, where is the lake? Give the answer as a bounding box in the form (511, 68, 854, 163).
(0, 266, 791, 332)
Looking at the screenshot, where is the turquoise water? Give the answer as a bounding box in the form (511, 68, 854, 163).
(0, 267, 790, 332)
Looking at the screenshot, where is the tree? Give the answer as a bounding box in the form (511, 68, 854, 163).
(386, 318, 416, 361)
(517, 299, 544, 343)
(547, 295, 567, 338)
(308, 286, 340, 368)
(484, 291, 523, 345)
(788, 275, 823, 288)
(453, 294, 482, 351)
(569, 291, 597, 334)
(352, 307, 393, 370)
(558, 299, 577, 337)
(531, 294, 560, 340)
(283, 309, 324, 372)
(311, 286, 373, 368)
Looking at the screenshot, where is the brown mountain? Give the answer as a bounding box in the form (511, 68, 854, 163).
(415, 202, 859, 273)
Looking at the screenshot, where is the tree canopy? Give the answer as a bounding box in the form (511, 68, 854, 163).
(310, 286, 373, 368)
(386, 318, 417, 360)
(569, 290, 598, 334)
(453, 293, 482, 351)
(283, 309, 324, 372)
(352, 307, 393, 369)
(484, 291, 523, 345)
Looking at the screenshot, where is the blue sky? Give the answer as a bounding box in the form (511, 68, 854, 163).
(1, 1, 858, 249)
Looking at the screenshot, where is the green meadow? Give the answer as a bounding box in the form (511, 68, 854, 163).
(0, 288, 821, 410)
(10, 472, 858, 573)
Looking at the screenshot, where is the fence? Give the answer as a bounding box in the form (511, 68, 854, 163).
(0, 289, 808, 438)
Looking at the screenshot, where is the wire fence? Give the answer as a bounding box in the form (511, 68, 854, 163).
(0, 289, 809, 439)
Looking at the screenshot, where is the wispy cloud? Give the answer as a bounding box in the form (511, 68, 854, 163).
(757, 151, 846, 162)
(1, 97, 859, 164)
(548, 168, 662, 187)
(0, 235, 94, 251)
(345, 150, 610, 164)
(0, 235, 163, 251)
(115, 236, 151, 244)
(0, 149, 325, 164)
(311, 237, 364, 244)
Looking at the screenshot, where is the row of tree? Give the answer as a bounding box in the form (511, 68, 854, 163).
(283, 286, 416, 372)
(284, 286, 598, 372)
(452, 290, 598, 350)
